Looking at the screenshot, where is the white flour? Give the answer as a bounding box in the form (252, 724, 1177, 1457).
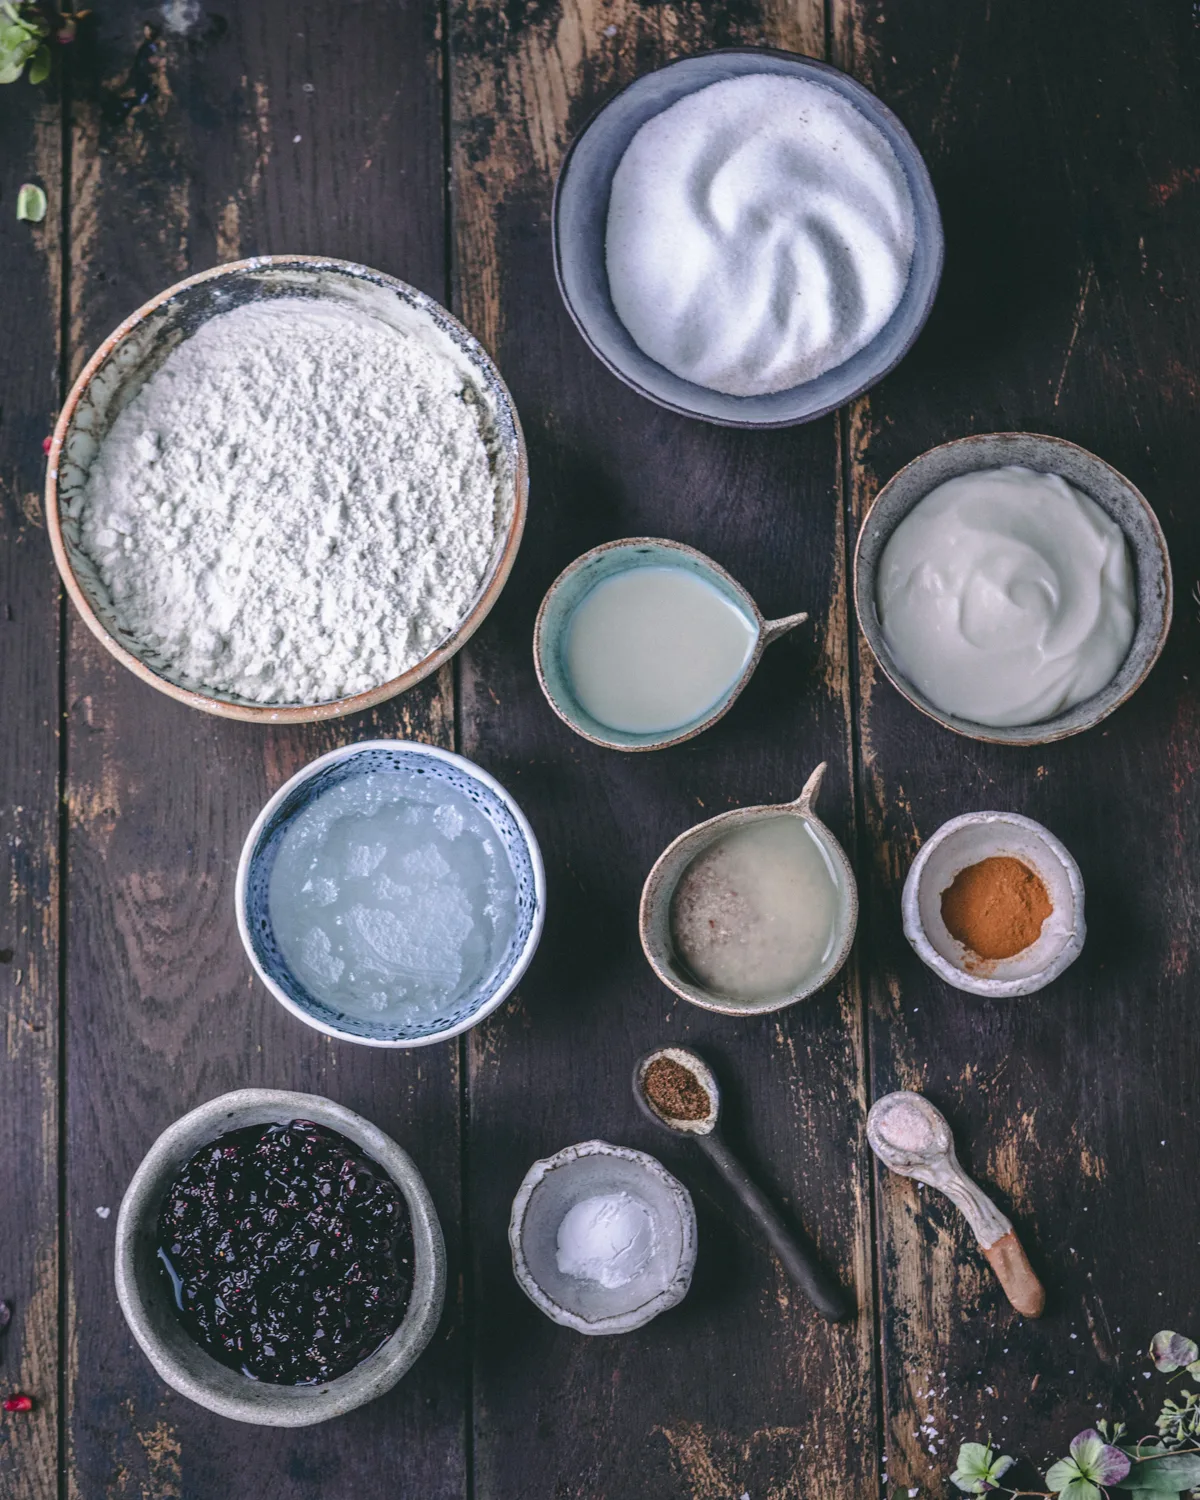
(75, 296, 504, 704)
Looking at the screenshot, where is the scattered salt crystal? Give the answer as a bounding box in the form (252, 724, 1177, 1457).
(95, 1206, 110, 1218)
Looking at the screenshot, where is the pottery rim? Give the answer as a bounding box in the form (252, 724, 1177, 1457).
(853, 431, 1173, 745)
(901, 810, 1086, 998)
(45, 254, 529, 724)
(639, 761, 859, 1015)
(532, 535, 807, 752)
(551, 47, 944, 428)
(114, 1088, 446, 1426)
(508, 1139, 697, 1336)
(235, 740, 546, 1049)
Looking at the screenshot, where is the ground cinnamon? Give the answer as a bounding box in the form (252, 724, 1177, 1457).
(642, 1057, 711, 1122)
(940, 855, 1052, 962)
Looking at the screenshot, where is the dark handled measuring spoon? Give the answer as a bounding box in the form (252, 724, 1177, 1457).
(633, 1046, 851, 1321)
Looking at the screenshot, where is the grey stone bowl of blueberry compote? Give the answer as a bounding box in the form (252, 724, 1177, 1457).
(115, 1089, 446, 1425)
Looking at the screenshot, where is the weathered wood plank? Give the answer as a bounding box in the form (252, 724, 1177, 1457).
(450, 5, 879, 1496)
(0, 63, 62, 1500)
(63, 4, 464, 1495)
(833, 0, 1200, 1490)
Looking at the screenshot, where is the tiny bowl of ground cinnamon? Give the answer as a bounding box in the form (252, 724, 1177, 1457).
(901, 811, 1085, 997)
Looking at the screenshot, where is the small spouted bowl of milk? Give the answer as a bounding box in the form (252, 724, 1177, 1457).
(640, 762, 858, 1016)
(534, 537, 808, 751)
(236, 742, 544, 1046)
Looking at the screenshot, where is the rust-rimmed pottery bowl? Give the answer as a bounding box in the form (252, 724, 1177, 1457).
(552, 48, 942, 428)
(115, 1089, 446, 1426)
(46, 255, 528, 723)
(639, 761, 858, 1015)
(853, 432, 1172, 745)
(902, 811, 1085, 998)
(532, 536, 808, 751)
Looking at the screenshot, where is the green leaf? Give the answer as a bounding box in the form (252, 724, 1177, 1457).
(16, 182, 46, 221)
(1116, 1454, 1200, 1491)
(27, 41, 48, 83)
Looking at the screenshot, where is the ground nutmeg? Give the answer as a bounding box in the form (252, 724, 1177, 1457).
(642, 1057, 711, 1122)
(940, 855, 1052, 963)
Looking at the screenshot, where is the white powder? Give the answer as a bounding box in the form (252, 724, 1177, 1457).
(555, 1192, 656, 1289)
(74, 297, 505, 704)
(606, 74, 916, 397)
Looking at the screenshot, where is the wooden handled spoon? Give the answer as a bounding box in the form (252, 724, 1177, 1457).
(867, 1091, 1046, 1318)
(633, 1046, 851, 1320)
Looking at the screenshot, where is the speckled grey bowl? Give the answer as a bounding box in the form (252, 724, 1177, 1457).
(509, 1140, 697, 1335)
(552, 48, 943, 428)
(235, 741, 545, 1047)
(639, 761, 858, 1015)
(902, 811, 1085, 997)
(533, 536, 807, 751)
(114, 1089, 446, 1426)
(854, 432, 1173, 744)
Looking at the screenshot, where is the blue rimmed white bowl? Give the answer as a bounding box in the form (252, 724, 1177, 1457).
(235, 741, 545, 1047)
(552, 48, 943, 428)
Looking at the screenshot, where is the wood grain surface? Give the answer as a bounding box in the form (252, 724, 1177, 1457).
(0, 0, 1196, 1496)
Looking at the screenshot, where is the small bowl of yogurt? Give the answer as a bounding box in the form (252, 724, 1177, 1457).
(854, 432, 1173, 744)
(553, 49, 942, 427)
(533, 537, 808, 751)
(236, 741, 545, 1047)
(508, 1140, 697, 1335)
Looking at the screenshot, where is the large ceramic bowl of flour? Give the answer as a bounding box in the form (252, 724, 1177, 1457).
(46, 257, 527, 722)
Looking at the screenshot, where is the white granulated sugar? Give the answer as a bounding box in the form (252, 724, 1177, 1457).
(606, 74, 916, 397)
(75, 297, 504, 704)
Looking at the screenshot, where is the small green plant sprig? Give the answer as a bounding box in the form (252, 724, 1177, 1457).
(0, 2, 85, 86)
(944, 1332, 1200, 1500)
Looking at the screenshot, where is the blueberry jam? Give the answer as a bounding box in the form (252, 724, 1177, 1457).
(156, 1120, 413, 1385)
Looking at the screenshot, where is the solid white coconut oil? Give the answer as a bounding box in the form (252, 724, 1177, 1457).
(268, 769, 518, 1023)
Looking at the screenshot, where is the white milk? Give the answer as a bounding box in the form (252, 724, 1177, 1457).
(564, 566, 757, 734)
(669, 816, 843, 1002)
(268, 769, 517, 1024)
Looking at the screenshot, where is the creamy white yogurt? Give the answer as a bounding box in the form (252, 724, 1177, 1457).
(605, 74, 916, 397)
(876, 466, 1135, 728)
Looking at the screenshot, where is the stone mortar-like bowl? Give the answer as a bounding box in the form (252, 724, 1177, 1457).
(46, 255, 528, 723)
(854, 431, 1173, 744)
(114, 1089, 446, 1426)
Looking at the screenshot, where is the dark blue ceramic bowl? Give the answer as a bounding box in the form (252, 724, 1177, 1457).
(236, 742, 545, 1046)
(553, 48, 943, 427)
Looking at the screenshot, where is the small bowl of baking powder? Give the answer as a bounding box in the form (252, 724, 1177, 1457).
(509, 1140, 697, 1335)
(46, 256, 528, 723)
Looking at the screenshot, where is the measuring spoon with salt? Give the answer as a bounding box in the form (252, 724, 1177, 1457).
(867, 1091, 1046, 1318)
(633, 1047, 850, 1320)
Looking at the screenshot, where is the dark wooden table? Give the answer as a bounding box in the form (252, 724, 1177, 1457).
(3, 2, 1199, 1496)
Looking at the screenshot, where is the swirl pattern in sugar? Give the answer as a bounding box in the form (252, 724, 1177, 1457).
(605, 74, 917, 397)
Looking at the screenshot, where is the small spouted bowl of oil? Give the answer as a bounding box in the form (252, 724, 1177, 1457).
(639, 762, 858, 1015)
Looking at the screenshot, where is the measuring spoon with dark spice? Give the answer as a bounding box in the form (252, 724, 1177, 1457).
(633, 1047, 849, 1320)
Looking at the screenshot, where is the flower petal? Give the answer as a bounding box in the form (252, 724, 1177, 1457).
(1057, 1482, 1101, 1500)
(1150, 1331, 1200, 1373)
(1091, 1444, 1131, 1485)
(1047, 1458, 1084, 1491)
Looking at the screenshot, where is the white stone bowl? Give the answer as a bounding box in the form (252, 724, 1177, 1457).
(508, 1140, 697, 1335)
(114, 1089, 446, 1426)
(901, 811, 1085, 997)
